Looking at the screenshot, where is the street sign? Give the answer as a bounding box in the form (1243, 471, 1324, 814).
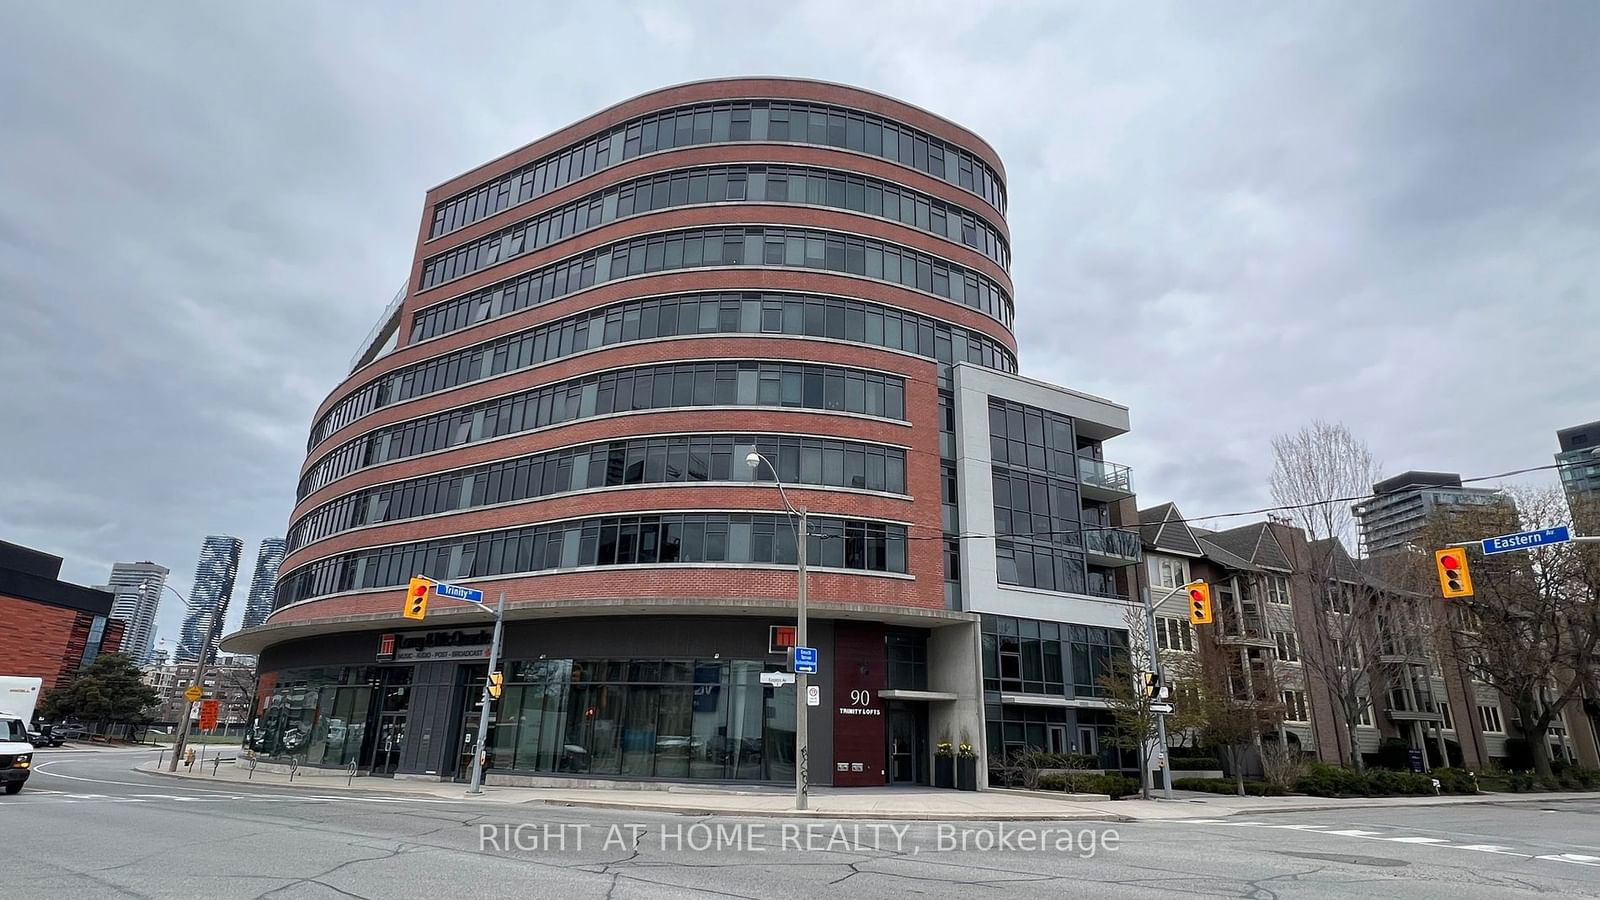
(792, 646, 818, 674)
(198, 699, 220, 731)
(1481, 526, 1571, 555)
(759, 671, 796, 687)
(433, 580, 485, 604)
(806, 685, 821, 706)
(1150, 702, 1174, 715)
(183, 684, 203, 703)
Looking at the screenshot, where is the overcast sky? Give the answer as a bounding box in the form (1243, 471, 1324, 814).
(2, 2, 1595, 649)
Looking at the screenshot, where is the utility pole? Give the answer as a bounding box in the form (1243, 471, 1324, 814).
(745, 449, 808, 811)
(795, 506, 809, 811)
(164, 584, 220, 774)
(467, 591, 506, 795)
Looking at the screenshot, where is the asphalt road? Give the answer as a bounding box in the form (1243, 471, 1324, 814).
(6, 748, 1600, 898)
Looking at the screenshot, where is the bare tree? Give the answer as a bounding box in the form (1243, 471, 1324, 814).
(1189, 642, 1286, 795)
(1270, 421, 1394, 770)
(1098, 606, 1164, 799)
(1423, 485, 1600, 778)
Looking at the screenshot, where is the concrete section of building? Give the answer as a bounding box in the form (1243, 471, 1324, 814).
(0, 540, 124, 697)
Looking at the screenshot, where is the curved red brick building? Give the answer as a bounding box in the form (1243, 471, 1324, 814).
(227, 78, 1140, 787)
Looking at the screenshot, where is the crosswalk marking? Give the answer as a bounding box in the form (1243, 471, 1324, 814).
(1169, 818, 1599, 869)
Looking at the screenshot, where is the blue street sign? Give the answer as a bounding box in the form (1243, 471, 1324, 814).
(434, 581, 486, 604)
(1481, 526, 1571, 556)
(792, 646, 818, 675)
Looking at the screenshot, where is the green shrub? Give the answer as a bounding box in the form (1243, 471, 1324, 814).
(1083, 774, 1140, 800)
(1296, 763, 1370, 798)
(1504, 772, 1537, 793)
(1169, 756, 1221, 771)
(1037, 773, 1065, 791)
(1173, 777, 1284, 797)
(1569, 768, 1600, 790)
(1430, 768, 1479, 795)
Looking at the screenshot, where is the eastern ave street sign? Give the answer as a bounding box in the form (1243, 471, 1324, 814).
(759, 671, 796, 687)
(1481, 526, 1571, 555)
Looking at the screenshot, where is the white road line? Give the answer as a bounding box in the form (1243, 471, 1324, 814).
(1324, 829, 1386, 837)
(1262, 824, 1329, 831)
(1385, 837, 1450, 844)
(1453, 845, 1532, 857)
(1538, 854, 1600, 867)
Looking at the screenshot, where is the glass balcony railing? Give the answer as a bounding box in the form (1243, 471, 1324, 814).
(1082, 527, 1141, 561)
(1077, 454, 1134, 496)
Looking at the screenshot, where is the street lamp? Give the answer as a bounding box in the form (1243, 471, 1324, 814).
(146, 581, 226, 773)
(746, 449, 810, 811)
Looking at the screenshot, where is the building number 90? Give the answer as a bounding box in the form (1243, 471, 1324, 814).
(849, 689, 872, 707)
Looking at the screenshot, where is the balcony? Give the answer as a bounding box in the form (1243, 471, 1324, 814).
(1083, 527, 1141, 567)
(1216, 608, 1276, 648)
(1077, 454, 1135, 501)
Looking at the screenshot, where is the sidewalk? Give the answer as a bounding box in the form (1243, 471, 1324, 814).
(136, 760, 1598, 822)
(137, 761, 1131, 820)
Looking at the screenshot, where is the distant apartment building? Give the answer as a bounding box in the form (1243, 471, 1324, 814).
(143, 656, 256, 727)
(1556, 420, 1600, 515)
(175, 535, 243, 664)
(241, 538, 286, 629)
(1353, 471, 1512, 555)
(98, 561, 169, 665)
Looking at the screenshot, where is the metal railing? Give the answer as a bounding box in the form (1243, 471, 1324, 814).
(1077, 454, 1134, 495)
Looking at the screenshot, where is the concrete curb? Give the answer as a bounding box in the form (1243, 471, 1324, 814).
(132, 762, 1132, 821)
(1224, 793, 1600, 817)
(530, 798, 1132, 822)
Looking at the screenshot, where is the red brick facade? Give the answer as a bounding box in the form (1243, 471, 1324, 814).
(265, 76, 1005, 661)
(0, 593, 112, 695)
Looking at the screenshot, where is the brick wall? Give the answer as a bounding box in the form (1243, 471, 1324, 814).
(0, 592, 88, 695)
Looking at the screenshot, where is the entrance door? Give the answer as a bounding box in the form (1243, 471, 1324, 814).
(1048, 725, 1069, 755)
(886, 702, 927, 784)
(370, 713, 406, 776)
(1077, 725, 1097, 759)
(453, 665, 491, 781)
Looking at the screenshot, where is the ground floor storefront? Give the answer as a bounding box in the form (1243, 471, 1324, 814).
(249, 614, 982, 787)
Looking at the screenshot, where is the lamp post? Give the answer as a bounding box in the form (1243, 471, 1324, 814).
(148, 581, 223, 773)
(746, 449, 809, 811)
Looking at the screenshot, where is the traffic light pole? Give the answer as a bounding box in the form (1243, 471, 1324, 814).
(467, 591, 505, 795)
(1142, 581, 1199, 800)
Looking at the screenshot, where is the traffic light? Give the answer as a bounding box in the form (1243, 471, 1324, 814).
(1187, 582, 1213, 625)
(487, 671, 504, 700)
(1435, 548, 1474, 598)
(403, 577, 431, 620)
